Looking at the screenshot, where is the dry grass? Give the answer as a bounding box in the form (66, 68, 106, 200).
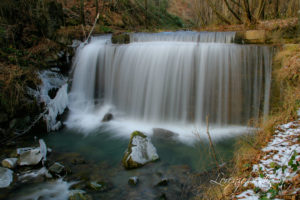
(27, 38, 61, 56)
(0, 63, 40, 118)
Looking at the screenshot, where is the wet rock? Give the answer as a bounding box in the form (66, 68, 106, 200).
(0, 167, 13, 188)
(102, 113, 113, 122)
(69, 190, 92, 200)
(128, 176, 139, 186)
(1, 158, 18, 169)
(88, 181, 110, 192)
(49, 162, 65, 175)
(122, 131, 159, 169)
(235, 30, 266, 44)
(153, 128, 179, 140)
(71, 157, 86, 165)
(18, 148, 43, 166)
(111, 32, 130, 44)
(18, 167, 52, 183)
(156, 178, 169, 186)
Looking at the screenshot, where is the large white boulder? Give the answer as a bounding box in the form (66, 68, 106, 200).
(18, 148, 43, 166)
(122, 131, 159, 169)
(17, 139, 48, 166)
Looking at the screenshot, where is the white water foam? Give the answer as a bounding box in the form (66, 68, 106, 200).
(10, 179, 74, 200)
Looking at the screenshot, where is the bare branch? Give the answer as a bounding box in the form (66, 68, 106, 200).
(205, 0, 232, 25)
(223, 0, 242, 23)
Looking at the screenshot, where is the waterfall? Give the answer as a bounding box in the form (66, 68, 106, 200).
(67, 32, 272, 142)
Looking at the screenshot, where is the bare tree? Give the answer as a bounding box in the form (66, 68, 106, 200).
(204, 0, 232, 24)
(95, 0, 99, 15)
(145, 0, 148, 28)
(80, 0, 85, 26)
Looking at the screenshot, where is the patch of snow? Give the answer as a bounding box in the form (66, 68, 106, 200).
(236, 116, 300, 199)
(129, 135, 159, 165)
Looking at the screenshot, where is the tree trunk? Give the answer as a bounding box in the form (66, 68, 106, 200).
(255, 0, 266, 19)
(223, 0, 242, 23)
(242, 0, 253, 24)
(80, 0, 85, 26)
(229, 0, 242, 8)
(95, 0, 98, 15)
(274, 0, 279, 18)
(205, 0, 232, 25)
(145, 0, 148, 28)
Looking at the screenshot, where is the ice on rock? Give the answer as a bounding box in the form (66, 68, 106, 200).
(38, 70, 69, 131)
(0, 167, 13, 188)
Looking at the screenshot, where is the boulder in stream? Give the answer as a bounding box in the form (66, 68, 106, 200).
(0, 167, 13, 188)
(1, 158, 18, 169)
(122, 131, 159, 169)
(18, 148, 43, 166)
(17, 139, 48, 166)
(128, 176, 139, 186)
(88, 181, 111, 192)
(49, 162, 65, 176)
(153, 128, 179, 140)
(69, 190, 92, 200)
(155, 178, 169, 186)
(101, 113, 113, 122)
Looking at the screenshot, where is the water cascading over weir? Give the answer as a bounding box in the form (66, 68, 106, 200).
(67, 31, 272, 141)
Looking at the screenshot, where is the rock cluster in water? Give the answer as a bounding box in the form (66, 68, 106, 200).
(0, 139, 54, 189)
(122, 131, 159, 169)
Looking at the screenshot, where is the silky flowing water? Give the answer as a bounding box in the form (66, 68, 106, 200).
(7, 31, 273, 200)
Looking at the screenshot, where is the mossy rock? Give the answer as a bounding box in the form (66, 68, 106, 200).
(111, 32, 130, 44)
(122, 131, 159, 169)
(69, 191, 92, 200)
(234, 30, 266, 44)
(87, 181, 111, 192)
